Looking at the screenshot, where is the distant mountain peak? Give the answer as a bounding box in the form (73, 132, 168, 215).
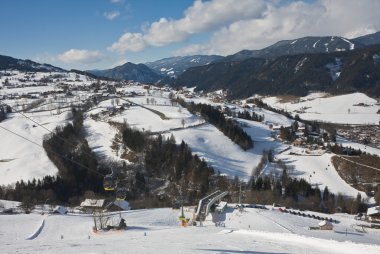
(145, 55, 223, 77)
(0, 55, 65, 72)
(88, 62, 162, 84)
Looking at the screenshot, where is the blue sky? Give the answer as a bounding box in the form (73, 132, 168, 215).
(1, 0, 379, 70)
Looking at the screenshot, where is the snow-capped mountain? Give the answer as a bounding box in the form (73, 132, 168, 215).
(145, 55, 223, 78)
(174, 44, 380, 98)
(223, 36, 359, 62)
(352, 31, 380, 46)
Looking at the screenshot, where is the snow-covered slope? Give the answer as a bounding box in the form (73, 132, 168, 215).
(263, 92, 380, 125)
(0, 111, 70, 185)
(276, 152, 365, 197)
(1, 205, 379, 253)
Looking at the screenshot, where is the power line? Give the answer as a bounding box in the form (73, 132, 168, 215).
(1, 100, 148, 188)
(0, 101, 100, 163)
(0, 125, 104, 177)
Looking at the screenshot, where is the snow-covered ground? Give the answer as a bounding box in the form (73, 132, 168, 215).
(263, 92, 380, 125)
(1, 204, 379, 254)
(1, 77, 377, 199)
(275, 152, 365, 197)
(336, 136, 380, 156)
(0, 111, 70, 185)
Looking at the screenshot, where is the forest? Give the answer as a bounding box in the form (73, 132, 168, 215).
(176, 98, 253, 150)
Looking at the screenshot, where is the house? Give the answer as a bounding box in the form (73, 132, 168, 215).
(80, 199, 106, 212)
(318, 220, 333, 230)
(367, 206, 380, 222)
(52, 205, 68, 215)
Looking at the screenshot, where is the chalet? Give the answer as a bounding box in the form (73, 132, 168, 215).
(367, 206, 380, 222)
(80, 199, 106, 212)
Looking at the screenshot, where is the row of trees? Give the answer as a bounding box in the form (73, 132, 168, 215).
(0, 104, 11, 122)
(121, 123, 215, 205)
(0, 108, 105, 205)
(183, 101, 253, 150)
(237, 109, 264, 122)
(208, 168, 367, 214)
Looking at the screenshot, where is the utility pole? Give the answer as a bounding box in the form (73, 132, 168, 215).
(238, 182, 242, 205)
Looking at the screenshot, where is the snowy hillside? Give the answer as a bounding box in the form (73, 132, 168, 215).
(0, 111, 70, 185)
(0, 70, 97, 91)
(0, 73, 377, 200)
(263, 92, 380, 125)
(1, 204, 380, 253)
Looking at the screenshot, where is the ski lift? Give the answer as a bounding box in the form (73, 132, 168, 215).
(115, 187, 127, 200)
(115, 184, 127, 200)
(103, 174, 116, 191)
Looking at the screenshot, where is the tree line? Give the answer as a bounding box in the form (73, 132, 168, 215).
(0, 104, 12, 122)
(175, 98, 253, 150)
(0, 108, 105, 205)
(121, 124, 214, 206)
(237, 109, 264, 122)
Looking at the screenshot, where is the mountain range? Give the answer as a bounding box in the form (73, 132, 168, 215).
(174, 44, 380, 98)
(2, 31, 380, 99)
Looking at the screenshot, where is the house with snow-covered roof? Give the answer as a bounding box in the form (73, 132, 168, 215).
(80, 199, 106, 212)
(367, 206, 380, 222)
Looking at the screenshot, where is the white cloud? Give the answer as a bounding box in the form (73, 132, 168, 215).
(104, 11, 120, 20)
(108, 0, 380, 56)
(57, 49, 104, 64)
(108, 33, 146, 53)
(175, 0, 380, 56)
(110, 0, 123, 4)
(108, 0, 268, 53)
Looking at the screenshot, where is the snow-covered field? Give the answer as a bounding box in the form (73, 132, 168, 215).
(263, 92, 380, 125)
(276, 152, 365, 197)
(1, 203, 379, 254)
(164, 120, 286, 180)
(0, 77, 377, 200)
(0, 111, 70, 185)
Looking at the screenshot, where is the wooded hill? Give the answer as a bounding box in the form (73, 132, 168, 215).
(173, 44, 380, 99)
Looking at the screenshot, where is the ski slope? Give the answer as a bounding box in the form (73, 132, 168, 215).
(276, 152, 365, 197)
(1, 205, 379, 254)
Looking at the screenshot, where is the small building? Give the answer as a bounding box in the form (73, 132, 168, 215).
(53, 205, 68, 215)
(367, 206, 380, 222)
(318, 220, 333, 230)
(80, 199, 106, 212)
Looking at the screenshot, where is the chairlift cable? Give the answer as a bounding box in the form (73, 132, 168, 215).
(0, 101, 100, 163)
(0, 125, 104, 177)
(1, 102, 149, 191)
